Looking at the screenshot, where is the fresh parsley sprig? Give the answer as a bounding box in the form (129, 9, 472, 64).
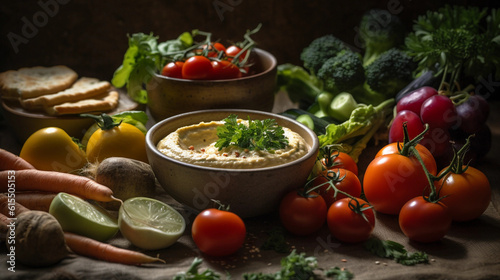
(215, 115, 289, 152)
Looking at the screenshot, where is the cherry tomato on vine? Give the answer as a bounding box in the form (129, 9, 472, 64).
(198, 42, 227, 57)
(436, 165, 491, 222)
(279, 190, 327, 236)
(399, 196, 452, 243)
(191, 208, 246, 257)
(182, 55, 213, 80)
(320, 151, 358, 176)
(211, 60, 241, 80)
(311, 168, 362, 207)
(161, 61, 184, 78)
(225, 45, 247, 59)
(363, 142, 437, 215)
(327, 198, 375, 243)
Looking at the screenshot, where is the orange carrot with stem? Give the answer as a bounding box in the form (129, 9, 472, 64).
(0, 170, 121, 203)
(0, 148, 35, 171)
(64, 232, 165, 265)
(13, 192, 57, 212)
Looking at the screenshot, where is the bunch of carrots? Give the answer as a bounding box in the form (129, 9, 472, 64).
(0, 148, 164, 266)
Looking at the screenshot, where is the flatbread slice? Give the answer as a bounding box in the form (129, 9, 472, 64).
(0, 65, 78, 100)
(20, 77, 111, 110)
(45, 90, 120, 116)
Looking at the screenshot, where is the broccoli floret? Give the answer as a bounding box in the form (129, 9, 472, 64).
(317, 50, 366, 93)
(365, 48, 417, 97)
(359, 9, 405, 66)
(300, 35, 350, 75)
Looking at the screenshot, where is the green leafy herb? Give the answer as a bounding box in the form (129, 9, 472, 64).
(112, 32, 193, 104)
(243, 250, 318, 280)
(215, 115, 289, 152)
(173, 257, 222, 280)
(364, 238, 429, 266)
(405, 5, 500, 91)
(324, 267, 354, 280)
(260, 226, 290, 254)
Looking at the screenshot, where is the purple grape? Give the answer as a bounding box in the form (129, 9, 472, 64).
(455, 94, 490, 134)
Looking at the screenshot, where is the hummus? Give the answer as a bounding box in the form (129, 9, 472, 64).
(157, 119, 309, 169)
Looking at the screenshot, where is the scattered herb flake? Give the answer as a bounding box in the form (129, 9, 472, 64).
(325, 267, 354, 280)
(364, 238, 429, 266)
(260, 227, 290, 254)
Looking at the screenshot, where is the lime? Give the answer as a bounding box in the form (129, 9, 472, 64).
(49, 192, 119, 242)
(118, 197, 185, 250)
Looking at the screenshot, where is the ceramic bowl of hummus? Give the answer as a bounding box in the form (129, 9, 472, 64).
(146, 48, 277, 122)
(146, 109, 319, 218)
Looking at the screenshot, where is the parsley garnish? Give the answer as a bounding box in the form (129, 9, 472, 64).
(215, 114, 289, 152)
(364, 237, 429, 266)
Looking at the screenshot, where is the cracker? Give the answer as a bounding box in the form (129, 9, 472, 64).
(0, 65, 78, 100)
(20, 77, 111, 110)
(45, 90, 120, 116)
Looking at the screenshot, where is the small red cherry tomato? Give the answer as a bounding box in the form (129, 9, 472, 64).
(399, 196, 452, 243)
(191, 208, 246, 257)
(182, 55, 213, 80)
(312, 168, 362, 208)
(436, 165, 491, 222)
(279, 190, 327, 236)
(211, 60, 242, 80)
(161, 61, 184, 78)
(327, 198, 375, 243)
(320, 151, 358, 176)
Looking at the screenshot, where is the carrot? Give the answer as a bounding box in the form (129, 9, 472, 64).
(64, 232, 165, 265)
(0, 169, 120, 203)
(13, 192, 57, 212)
(0, 212, 8, 240)
(0, 148, 35, 171)
(0, 193, 30, 217)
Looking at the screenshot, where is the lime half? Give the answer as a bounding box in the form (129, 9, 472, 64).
(118, 197, 186, 250)
(49, 192, 119, 242)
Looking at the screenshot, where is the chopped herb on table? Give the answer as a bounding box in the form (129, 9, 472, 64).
(364, 237, 429, 266)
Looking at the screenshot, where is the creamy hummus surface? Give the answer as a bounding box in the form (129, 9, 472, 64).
(156, 120, 309, 169)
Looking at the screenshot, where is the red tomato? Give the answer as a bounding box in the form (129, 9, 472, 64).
(399, 196, 452, 243)
(320, 151, 358, 176)
(191, 208, 246, 257)
(327, 198, 375, 243)
(312, 168, 362, 207)
(198, 42, 227, 57)
(161, 61, 184, 78)
(375, 142, 437, 174)
(363, 143, 437, 215)
(211, 60, 242, 80)
(436, 166, 491, 222)
(225, 45, 247, 59)
(279, 190, 327, 236)
(182, 55, 213, 80)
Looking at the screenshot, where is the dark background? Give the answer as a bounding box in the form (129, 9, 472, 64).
(1, 0, 499, 81)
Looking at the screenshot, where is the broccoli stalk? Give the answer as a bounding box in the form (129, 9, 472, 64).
(359, 9, 405, 67)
